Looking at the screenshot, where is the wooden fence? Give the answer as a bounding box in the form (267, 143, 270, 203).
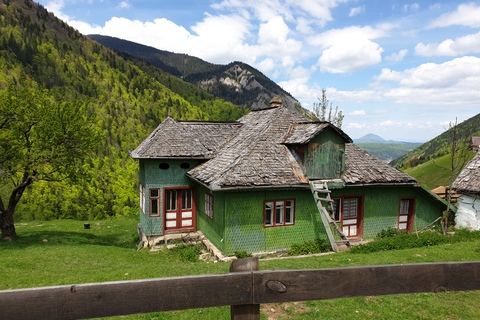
(1, 258, 480, 320)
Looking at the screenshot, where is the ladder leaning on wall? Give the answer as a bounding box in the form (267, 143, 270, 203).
(309, 181, 351, 253)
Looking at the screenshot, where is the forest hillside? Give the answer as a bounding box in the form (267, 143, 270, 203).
(0, 0, 248, 221)
(88, 35, 305, 114)
(390, 113, 480, 169)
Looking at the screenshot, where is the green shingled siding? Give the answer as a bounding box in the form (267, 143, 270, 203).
(139, 159, 199, 236)
(196, 185, 226, 253)
(221, 189, 327, 256)
(306, 127, 345, 180)
(331, 185, 444, 239)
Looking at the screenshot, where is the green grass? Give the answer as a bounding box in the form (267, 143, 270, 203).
(2, 216, 480, 319)
(402, 151, 475, 190)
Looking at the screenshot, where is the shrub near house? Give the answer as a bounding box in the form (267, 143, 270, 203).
(131, 98, 449, 255)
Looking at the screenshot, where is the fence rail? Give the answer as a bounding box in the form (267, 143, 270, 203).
(1, 259, 480, 320)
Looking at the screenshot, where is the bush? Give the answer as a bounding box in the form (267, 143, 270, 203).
(287, 238, 331, 255)
(351, 231, 448, 254)
(168, 244, 203, 262)
(234, 250, 252, 259)
(376, 227, 405, 239)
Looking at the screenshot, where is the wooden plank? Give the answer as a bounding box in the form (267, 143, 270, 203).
(230, 257, 260, 320)
(253, 261, 480, 304)
(0, 273, 252, 320)
(2, 261, 480, 320)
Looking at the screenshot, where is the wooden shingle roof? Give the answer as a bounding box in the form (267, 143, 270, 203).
(132, 104, 418, 189)
(452, 152, 480, 194)
(344, 144, 417, 185)
(187, 106, 308, 188)
(130, 117, 242, 159)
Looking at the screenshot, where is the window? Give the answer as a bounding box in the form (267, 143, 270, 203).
(343, 197, 358, 219)
(332, 198, 341, 221)
(264, 199, 295, 227)
(149, 189, 160, 217)
(205, 193, 214, 219)
(139, 184, 146, 214)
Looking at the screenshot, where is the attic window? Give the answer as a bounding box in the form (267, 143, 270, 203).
(180, 162, 191, 169)
(159, 163, 170, 170)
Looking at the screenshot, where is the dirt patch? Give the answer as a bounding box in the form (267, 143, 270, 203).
(261, 302, 311, 319)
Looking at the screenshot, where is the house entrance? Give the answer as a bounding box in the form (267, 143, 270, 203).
(340, 196, 363, 239)
(398, 198, 416, 232)
(164, 187, 196, 233)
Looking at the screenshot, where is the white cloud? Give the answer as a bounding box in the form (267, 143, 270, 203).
(350, 110, 365, 116)
(309, 26, 390, 74)
(349, 6, 364, 17)
(211, 0, 348, 28)
(374, 56, 480, 106)
(118, 1, 130, 9)
(346, 122, 367, 129)
(428, 3, 480, 28)
(415, 31, 480, 57)
(385, 49, 408, 61)
(403, 3, 419, 12)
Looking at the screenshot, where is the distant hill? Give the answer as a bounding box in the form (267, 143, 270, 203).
(353, 134, 422, 162)
(88, 35, 304, 113)
(390, 113, 480, 169)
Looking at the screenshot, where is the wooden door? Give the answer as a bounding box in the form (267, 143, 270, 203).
(398, 198, 415, 232)
(341, 196, 363, 239)
(164, 187, 195, 233)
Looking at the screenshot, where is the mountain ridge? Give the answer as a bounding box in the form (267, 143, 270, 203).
(354, 133, 422, 145)
(88, 34, 305, 114)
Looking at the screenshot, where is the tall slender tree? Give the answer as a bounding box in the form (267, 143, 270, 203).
(313, 89, 344, 128)
(0, 82, 96, 240)
(433, 118, 471, 235)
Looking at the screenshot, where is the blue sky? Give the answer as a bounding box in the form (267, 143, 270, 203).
(39, 0, 480, 142)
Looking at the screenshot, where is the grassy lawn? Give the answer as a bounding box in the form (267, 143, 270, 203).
(2, 216, 480, 319)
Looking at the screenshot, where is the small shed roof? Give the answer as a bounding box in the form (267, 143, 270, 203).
(130, 117, 242, 159)
(452, 152, 480, 194)
(283, 122, 352, 144)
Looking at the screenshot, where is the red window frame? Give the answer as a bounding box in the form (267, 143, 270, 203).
(149, 188, 161, 217)
(205, 193, 214, 219)
(334, 195, 364, 239)
(263, 199, 295, 228)
(163, 186, 197, 234)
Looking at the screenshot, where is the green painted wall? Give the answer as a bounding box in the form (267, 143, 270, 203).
(221, 189, 327, 255)
(306, 127, 345, 180)
(331, 185, 444, 239)
(138, 159, 199, 236)
(217, 185, 444, 255)
(196, 185, 226, 252)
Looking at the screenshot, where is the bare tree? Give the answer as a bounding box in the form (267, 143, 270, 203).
(313, 89, 344, 128)
(433, 118, 471, 235)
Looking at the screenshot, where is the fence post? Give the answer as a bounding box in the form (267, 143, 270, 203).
(230, 257, 260, 320)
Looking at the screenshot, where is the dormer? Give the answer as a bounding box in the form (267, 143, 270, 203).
(283, 122, 352, 181)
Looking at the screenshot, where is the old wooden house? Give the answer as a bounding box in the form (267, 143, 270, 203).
(452, 152, 480, 230)
(131, 98, 448, 255)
